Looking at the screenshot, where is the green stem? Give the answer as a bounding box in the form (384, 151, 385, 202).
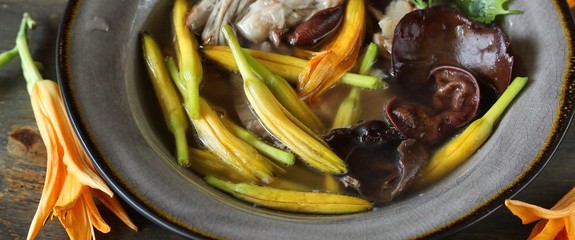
(332, 43, 379, 128)
(340, 73, 384, 89)
(221, 25, 259, 81)
(165, 57, 186, 94)
(242, 49, 275, 83)
(483, 77, 528, 124)
(15, 13, 42, 95)
(166, 57, 197, 167)
(331, 87, 362, 128)
(205, 176, 235, 193)
(358, 43, 378, 75)
(0, 47, 18, 68)
(173, 127, 189, 166)
(223, 118, 295, 166)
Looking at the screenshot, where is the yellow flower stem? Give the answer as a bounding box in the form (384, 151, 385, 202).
(203, 46, 305, 82)
(142, 33, 190, 166)
(220, 27, 322, 137)
(174, 0, 203, 119)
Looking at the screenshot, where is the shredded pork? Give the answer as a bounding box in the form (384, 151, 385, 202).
(371, 0, 414, 56)
(187, 0, 343, 46)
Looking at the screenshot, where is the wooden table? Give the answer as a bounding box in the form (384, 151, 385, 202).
(1, 1, 574, 239)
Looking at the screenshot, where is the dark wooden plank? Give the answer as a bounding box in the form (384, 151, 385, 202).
(1, 1, 574, 239)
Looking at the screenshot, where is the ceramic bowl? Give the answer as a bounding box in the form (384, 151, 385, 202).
(56, 0, 575, 239)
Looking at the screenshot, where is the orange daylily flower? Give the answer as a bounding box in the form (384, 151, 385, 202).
(506, 187, 575, 240)
(1, 13, 138, 240)
(297, 0, 365, 101)
(27, 80, 138, 239)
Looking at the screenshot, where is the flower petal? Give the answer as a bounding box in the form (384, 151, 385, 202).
(92, 189, 138, 231)
(565, 215, 575, 239)
(505, 199, 575, 223)
(35, 81, 113, 196)
(82, 188, 111, 233)
(54, 170, 83, 209)
(527, 218, 565, 240)
(27, 83, 67, 240)
(53, 193, 92, 240)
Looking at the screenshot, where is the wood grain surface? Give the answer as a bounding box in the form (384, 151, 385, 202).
(0, 1, 574, 239)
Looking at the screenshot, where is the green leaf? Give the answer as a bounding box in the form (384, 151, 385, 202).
(410, 0, 429, 8)
(455, 0, 522, 24)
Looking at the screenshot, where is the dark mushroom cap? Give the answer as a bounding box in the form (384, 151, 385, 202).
(386, 66, 481, 144)
(324, 120, 429, 203)
(391, 6, 513, 96)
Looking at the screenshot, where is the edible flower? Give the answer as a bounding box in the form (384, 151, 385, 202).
(142, 33, 190, 166)
(0, 13, 137, 239)
(297, 0, 365, 101)
(205, 176, 372, 214)
(188, 148, 258, 183)
(191, 97, 278, 183)
(221, 25, 347, 174)
(202, 45, 383, 90)
(164, 56, 295, 166)
(241, 48, 325, 133)
(506, 187, 575, 239)
(174, 0, 203, 119)
(162, 44, 277, 183)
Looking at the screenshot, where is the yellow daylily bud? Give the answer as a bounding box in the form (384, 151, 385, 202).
(206, 176, 372, 214)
